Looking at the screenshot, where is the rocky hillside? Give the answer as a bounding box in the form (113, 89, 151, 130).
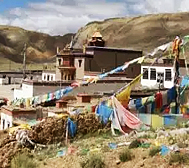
(73, 12, 189, 54)
(0, 25, 74, 63)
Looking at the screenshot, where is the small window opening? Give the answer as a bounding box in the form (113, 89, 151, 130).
(78, 60, 82, 67)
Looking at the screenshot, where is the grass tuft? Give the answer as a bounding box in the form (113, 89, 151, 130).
(11, 151, 36, 168)
(129, 139, 141, 149)
(169, 152, 189, 165)
(149, 146, 161, 157)
(81, 154, 105, 168)
(119, 148, 133, 162)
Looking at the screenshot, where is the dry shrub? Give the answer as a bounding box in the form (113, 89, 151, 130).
(119, 148, 133, 162)
(81, 154, 105, 168)
(129, 139, 141, 149)
(169, 152, 189, 165)
(149, 146, 161, 157)
(11, 151, 36, 168)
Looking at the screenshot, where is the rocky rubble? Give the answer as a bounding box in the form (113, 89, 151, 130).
(73, 113, 111, 137)
(0, 135, 18, 168)
(29, 117, 67, 145)
(0, 113, 110, 168)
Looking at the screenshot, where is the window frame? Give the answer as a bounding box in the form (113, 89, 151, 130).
(150, 68, 156, 80)
(165, 69, 172, 81)
(142, 68, 148, 79)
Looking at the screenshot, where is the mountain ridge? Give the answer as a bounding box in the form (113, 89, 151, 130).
(1, 12, 189, 64)
(0, 25, 74, 63)
(73, 12, 189, 54)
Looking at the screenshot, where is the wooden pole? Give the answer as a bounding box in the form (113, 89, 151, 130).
(23, 43, 27, 79)
(65, 121, 68, 145)
(174, 45, 180, 114)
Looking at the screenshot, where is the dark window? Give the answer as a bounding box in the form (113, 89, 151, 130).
(150, 68, 156, 80)
(143, 68, 148, 79)
(2, 119, 5, 129)
(165, 69, 172, 81)
(44, 75, 46, 80)
(58, 59, 61, 66)
(51, 75, 53, 81)
(7, 121, 10, 128)
(47, 75, 50, 81)
(78, 60, 82, 67)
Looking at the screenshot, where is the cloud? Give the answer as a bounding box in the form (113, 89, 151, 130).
(0, 0, 189, 35)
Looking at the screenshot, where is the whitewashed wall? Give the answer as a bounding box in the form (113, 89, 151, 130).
(14, 83, 34, 99)
(0, 113, 13, 130)
(0, 78, 7, 85)
(141, 66, 174, 89)
(75, 57, 85, 80)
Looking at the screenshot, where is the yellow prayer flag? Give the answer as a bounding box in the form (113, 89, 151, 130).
(142, 97, 148, 105)
(90, 76, 99, 84)
(116, 85, 131, 103)
(116, 74, 142, 106)
(138, 56, 145, 64)
(87, 77, 94, 83)
(26, 98, 30, 108)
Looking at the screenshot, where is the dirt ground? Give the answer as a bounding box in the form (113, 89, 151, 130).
(1, 129, 189, 168)
(36, 135, 189, 168)
(0, 130, 8, 143)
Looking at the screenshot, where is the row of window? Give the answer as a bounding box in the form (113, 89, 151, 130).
(143, 68, 172, 81)
(43, 74, 54, 81)
(58, 58, 82, 67)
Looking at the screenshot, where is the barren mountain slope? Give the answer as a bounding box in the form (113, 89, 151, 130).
(0, 25, 74, 63)
(73, 12, 189, 53)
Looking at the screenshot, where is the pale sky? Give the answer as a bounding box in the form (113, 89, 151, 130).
(0, 0, 188, 35)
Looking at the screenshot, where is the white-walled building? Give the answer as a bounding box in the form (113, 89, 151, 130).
(42, 70, 56, 81)
(0, 71, 41, 85)
(14, 80, 71, 100)
(0, 106, 37, 130)
(141, 58, 187, 89)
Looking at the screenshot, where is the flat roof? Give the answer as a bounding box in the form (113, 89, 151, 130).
(57, 52, 93, 58)
(0, 70, 42, 74)
(86, 46, 142, 53)
(1, 105, 36, 113)
(22, 79, 73, 86)
(142, 62, 188, 68)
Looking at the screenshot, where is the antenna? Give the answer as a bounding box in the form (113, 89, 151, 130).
(23, 43, 27, 79)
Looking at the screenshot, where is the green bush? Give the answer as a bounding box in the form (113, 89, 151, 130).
(119, 148, 133, 162)
(81, 154, 105, 168)
(169, 153, 189, 165)
(149, 146, 160, 157)
(129, 139, 141, 149)
(11, 152, 36, 168)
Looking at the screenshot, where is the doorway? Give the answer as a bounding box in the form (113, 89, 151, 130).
(157, 72, 164, 88)
(8, 77, 11, 84)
